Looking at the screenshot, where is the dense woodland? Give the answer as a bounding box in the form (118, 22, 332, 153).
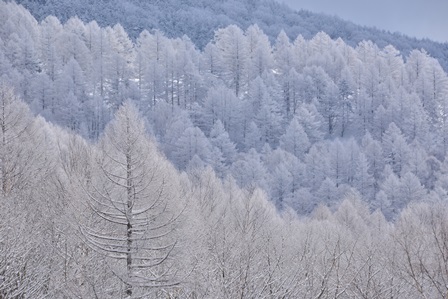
(1, 1, 448, 298)
(11, 0, 448, 71)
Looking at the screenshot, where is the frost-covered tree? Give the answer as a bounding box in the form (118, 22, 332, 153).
(382, 122, 410, 177)
(354, 153, 375, 202)
(213, 25, 248, 96)
(0, 82, 53, 195)
(231, 149, 268, 190)
(172, 126, 213, 170)
(280, 116, 310, 160)
(255, 89, 283, 146)
(304, 143, 329, 191)
(245, 24, 273, 80)
(0, 82, 63, 297)
(244, 121, 262, 151)
(295, 103, 324, 144)
(201, 84, 242, 140)
(209, 120, 237, 166)
(82, 102, 182, 298)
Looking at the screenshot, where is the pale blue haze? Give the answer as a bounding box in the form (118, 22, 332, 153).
(280, 0, 448, 42)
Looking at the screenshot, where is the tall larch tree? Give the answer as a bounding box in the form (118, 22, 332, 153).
(213, 25, 248, 97)
(82, 101, 183, 298)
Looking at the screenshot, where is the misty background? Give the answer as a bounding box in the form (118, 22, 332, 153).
(279, 0, 448, 43)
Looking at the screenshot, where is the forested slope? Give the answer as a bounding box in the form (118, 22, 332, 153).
(11, 0, 448, 71)
(1, 79, 448, 299)
(2, 2, 448, 297)
(2, 1, 448, 218)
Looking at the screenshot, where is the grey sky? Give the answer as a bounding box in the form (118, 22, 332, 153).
(279, 0, 448, 43)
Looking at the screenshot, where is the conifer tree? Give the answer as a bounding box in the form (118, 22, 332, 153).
(82, 101, 182, 298)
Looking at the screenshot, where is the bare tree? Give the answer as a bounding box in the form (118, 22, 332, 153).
(0, 82, 49, 195)
(0, 82, 59, 298)
(394, 201, 448, 298)
(81, 101, 182, 298)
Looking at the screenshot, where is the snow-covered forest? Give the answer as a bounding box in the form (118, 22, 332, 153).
(12, 0, 448, 72)
(1, 1, 448, 298)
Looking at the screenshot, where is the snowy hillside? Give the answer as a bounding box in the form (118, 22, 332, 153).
(2, 2, 448, 298)
(11, 0, 448, 71)
(2, 1, 448, 218)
